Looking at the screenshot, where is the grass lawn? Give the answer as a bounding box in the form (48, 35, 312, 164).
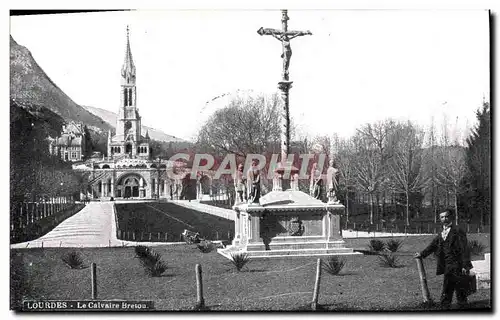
(114, 203, 234, 242)
(11, 234, 491, 311)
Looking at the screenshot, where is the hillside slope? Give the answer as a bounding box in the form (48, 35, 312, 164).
(10, 35, 112, 133)
(82, 104, 185, 142)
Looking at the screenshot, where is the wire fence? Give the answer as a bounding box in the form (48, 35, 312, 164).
(344, 221, 491, 235)
(116, 228, 234, 243)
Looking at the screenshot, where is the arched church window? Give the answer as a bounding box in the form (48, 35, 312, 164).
(128, 88, 133, 106)
(124, 88, 128, 107)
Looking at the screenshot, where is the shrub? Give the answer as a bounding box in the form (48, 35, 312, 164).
(141, 250, 163, 267)
(322, 256, 346, 275)
(135, 245, 151, 259)
(468, 240, 486, 256)
(386, 239, 403, 252)
(61, 251, 85, 269)
(136, 247, 168, 277)
(378, 253, 399, 268)
(229, 252, 250, 272)
(145, 260, 168, 277)
(368, 239, 385, 252)
(197, 241, 215, 253)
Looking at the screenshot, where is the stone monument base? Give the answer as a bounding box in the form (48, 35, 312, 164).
(217, 190, 361, 259)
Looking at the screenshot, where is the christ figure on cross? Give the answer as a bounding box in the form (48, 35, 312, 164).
(257, 26, 312, 80)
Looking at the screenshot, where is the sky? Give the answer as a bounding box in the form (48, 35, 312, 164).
(9, 9, 490, 143)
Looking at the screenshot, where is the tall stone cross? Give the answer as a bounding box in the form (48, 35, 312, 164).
(257, 10, 312, 172)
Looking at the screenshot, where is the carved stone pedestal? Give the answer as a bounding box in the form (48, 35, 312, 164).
(218, 190, 360, 259)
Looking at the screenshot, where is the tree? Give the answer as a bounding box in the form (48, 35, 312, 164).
(423, 117, 440, 223)
(387, 121, 428, 226)
(355, 120, 396, 221)
(197, 93, 281, 158)
(351, 132, 384, 225)
(465, 100, 491, 226)
(334, 136, 356, 226)
(436, 146, 468, 226)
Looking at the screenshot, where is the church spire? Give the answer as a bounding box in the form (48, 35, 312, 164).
(121, 25, 136, 83)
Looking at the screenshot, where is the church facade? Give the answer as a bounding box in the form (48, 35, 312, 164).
(82, 27, 180, 200)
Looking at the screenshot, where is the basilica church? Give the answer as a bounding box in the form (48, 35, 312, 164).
(83, 27, 178, 200)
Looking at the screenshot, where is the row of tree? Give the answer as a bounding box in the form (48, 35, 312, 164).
(196, 94, 491, 226)
(10, 100, 84, 203)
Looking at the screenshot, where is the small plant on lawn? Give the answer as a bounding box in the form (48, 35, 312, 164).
(145, 260, 168, 277)
(229, 252, 250, 272)
(61, 251, 85, 269)
(368, 239, 385, 252)
(468, 240, 486, 256)
(135, 245, 151, 259)
(137, 248, 168, 277)
(197, 241, 215, 253)
(386, 239, 403, 252)
(322, 256, 346, 275)
(141, 250, 162, 267)
(378, 253, 399, 268)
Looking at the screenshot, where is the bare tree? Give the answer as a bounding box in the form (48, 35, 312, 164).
(197, 93, 281, 158)
(351, 132, 385, 225)
(422, 117, 439, 223)
(334, 136, 356, 226)
(436, 117, 469, 226)
(387, 121, 428, 226)
(356, 120, 396, 221)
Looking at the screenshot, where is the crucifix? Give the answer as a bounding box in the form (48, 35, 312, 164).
(258, 10, 312, 188)
(257, 10, 312, 81)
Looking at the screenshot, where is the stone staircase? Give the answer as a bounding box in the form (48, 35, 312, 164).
(471, 253, 490, 289)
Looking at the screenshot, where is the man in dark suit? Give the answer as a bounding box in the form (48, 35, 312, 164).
(415, 208, 473, 309)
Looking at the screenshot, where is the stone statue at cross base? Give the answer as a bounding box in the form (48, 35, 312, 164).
(326, 159, 340, 204)
(309, 162, 323, 200)
(196, 173, 202, 200)
(233, 163, 247, 204)
(247, 161, 261, 204)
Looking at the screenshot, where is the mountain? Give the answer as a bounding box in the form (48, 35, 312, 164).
(10, 35, 113, 133)
(81, 105, 185, 142)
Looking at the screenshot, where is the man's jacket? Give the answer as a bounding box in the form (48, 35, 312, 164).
(420, 225, 473, 275)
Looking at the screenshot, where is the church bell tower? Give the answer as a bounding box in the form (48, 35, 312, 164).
(116, 26, 142, 157)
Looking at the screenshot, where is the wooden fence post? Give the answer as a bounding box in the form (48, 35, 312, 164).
(311, 258, 322, 311)
(91, 262, 98, 299)
(195, 264, 205, 309)
(415, 257, 431, 304)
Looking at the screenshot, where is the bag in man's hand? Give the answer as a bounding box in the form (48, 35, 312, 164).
(460, 273, 477, 296)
